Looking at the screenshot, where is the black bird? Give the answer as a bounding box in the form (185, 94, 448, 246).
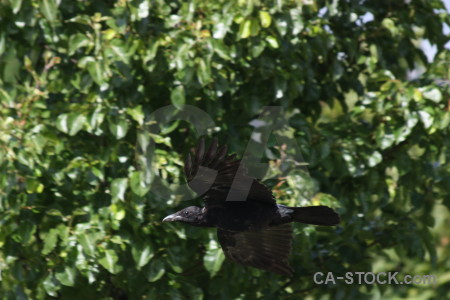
(163, 138, 339, 276)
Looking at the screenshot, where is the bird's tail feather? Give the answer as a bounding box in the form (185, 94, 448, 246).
(291, 206, 340, 226)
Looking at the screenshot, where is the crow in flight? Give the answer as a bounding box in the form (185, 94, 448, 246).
(163, 138, 339, 276)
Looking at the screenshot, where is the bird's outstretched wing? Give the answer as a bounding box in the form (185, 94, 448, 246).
(184, 138, 275, 206)
(217, 224, 294, 276)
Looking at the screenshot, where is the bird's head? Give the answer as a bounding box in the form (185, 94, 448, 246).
(162, 206, 209, 226)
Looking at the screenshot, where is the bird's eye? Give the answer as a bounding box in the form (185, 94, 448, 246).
(184, 211, 188, 215)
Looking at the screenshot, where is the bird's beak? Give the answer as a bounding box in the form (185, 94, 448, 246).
(162, 214, 181, 222)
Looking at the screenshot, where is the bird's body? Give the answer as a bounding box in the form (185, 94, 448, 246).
(203, 201, 277, 231)
(163, 138, 340, 276)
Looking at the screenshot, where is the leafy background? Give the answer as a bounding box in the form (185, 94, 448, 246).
(0, 0, 449, 299)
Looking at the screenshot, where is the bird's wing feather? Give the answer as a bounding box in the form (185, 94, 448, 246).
(217, 224, 293, 276)
(184, 138, 275, 206)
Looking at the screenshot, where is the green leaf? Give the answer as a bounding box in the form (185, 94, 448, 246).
(317, 99, 344, 124)
(132, 244, 154, 270)
(111, 178, 128, 202)
(108, 116, 129, 139)
(147, 260, 165, 282)
(137, 0, 150, 19)
(42, 228, 59, 255)
(130, 171, 151, 197)
(110, 203, 126, 221)
(66, 15, 91, 25)
(0, 88, 12, 106)
(26, 177, 44, 193)
(55, 266, 76, 287)
(18, 222, 36, 245)
(86, 60, 106, 85)
(171, 85, 185, 110)
(239, 19, 252, 39)
(212, 40, 231, 60)
(43, 274, 60, 297)
(0, 33, 4, 57)
(88, 106, 105, 132)
(332, 60, 344, 80)
(40, 0, 58, 23)
(149, 133, 171, 146)
(381, 18, 398, 35)
(126, 105, 144, 125)
(275, 18, 288, 36)
(419, 227, 437, 267)
(367, 151, 382, 167)
(266, 36, 279, 49)
(251, 41, 266, 58)
(440, 112, 450, 129)
(369, 44, 378, 63)
(213, 21, 228, 39)
(79, 232, 98, 257)
(3, 51, 20, 83)
(68, 113, 87, 136)
(99, 249, 120, 274)
(413, 88, 423, 101)
(57, 224, 69, 244)
(375, 124, 395, 149)
(30, 133, 47, 154)
(290, 8, 304, 34)
(418, 110, 433, 129)
(10, 0, 23, 14)
(109, 41, 129, 63)
(407, 144, 426, 160)
(56, 112, 85, 136)
(421, 87, 442, 103)
(197, 58, 212, 86)
(312, 193, 339, 207)
(56, 113, 69, 134)
(203, 238, 225, 277)
(68, 33, 92, 55)
(250, 18, 260, 36)
(259, 11, 272, 28)
(91, 167, 104, 181)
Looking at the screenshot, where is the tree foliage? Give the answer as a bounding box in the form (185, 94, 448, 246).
(0, 0, 449, 299)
